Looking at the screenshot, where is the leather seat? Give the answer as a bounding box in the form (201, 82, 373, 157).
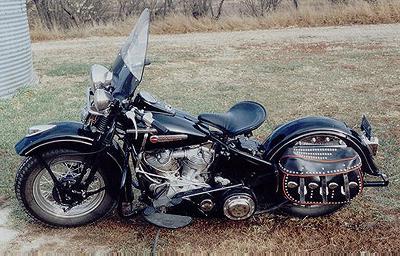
(198, 101, 267, 136)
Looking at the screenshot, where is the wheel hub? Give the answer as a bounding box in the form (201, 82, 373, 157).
(52, 176, 85, 205)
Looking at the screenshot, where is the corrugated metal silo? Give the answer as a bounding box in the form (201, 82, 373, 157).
(0, 0, 35, 98)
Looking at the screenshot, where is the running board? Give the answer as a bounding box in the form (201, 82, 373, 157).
(143, 212, 192, 229)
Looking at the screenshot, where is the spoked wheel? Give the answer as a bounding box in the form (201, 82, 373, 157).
(15, 149, 116, 227)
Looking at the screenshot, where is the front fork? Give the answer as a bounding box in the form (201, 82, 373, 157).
(35, 147, 107, 208)
(116, 134, 151, 218)
(35, 113, 118, 206)
(119, 141, 135, 201)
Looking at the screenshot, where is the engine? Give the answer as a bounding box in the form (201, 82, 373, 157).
(143, 143, 215, 198)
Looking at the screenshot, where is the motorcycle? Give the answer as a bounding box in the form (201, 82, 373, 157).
(15, 9, 388, 229)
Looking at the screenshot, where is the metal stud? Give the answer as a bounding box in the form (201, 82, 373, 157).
(287, 181, 299, 188)
(348, 181, 358, 189)
(308, 182, 319, 190)
(328, 182, 339, 190)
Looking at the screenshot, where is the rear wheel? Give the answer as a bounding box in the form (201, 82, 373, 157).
(280, 203, 344, 217)
(15, 149, 116, 227)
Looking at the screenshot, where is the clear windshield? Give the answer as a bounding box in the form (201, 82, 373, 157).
(120, 9, 150, 82)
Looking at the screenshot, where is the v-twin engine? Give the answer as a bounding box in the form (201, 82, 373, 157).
(143, 144, 215, 198)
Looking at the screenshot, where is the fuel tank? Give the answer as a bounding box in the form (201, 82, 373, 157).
(146, 112, 209, 149)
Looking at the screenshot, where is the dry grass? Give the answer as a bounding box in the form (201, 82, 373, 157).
(30, 0, 400, 42)
(6, 208, 400, 254)
(3, 24, 400, 253)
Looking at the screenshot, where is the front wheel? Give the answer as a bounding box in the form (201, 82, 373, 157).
(15, 148, 116, 227)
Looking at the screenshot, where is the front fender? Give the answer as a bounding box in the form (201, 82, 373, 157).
(15, 121, 125, 191)
(262, 116, 380, 176)
(15, 122, 96, 156)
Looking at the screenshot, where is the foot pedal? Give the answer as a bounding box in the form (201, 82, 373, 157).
(144, 212, 192, 229)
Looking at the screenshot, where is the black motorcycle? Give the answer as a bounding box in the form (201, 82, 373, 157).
(15, 9, 388, 229)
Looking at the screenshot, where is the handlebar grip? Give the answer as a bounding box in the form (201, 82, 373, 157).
(152, 119, 169, 134)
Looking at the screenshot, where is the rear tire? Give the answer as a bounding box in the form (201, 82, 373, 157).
(15, 148, 116, 227)
(280, 203, 344, 217)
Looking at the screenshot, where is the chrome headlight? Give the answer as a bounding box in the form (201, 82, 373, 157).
(90, 64, 112, 90)
(93, 89, 113, 112)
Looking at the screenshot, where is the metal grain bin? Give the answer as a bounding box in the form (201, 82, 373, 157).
(0, 0, 34, 98)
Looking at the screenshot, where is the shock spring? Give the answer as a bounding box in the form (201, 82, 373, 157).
(96, 116, 109, 134)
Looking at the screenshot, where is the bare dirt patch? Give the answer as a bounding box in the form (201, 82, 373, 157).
(0, 203, 19, 253)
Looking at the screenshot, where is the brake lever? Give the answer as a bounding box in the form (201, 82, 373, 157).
(142, 112, 154, 126)
(128, 108, 169, 134)
(125, 109, 139, 139)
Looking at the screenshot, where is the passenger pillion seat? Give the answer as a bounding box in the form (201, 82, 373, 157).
(198, 101, 267, 137)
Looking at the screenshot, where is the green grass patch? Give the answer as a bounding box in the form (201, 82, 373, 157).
(47, 63, 92, 77)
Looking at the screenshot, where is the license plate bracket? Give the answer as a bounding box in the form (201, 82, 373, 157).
(360, 115, 379, 155)
(361, 115, 373, 140)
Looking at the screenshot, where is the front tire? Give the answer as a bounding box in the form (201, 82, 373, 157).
(15, 148, 116, 227)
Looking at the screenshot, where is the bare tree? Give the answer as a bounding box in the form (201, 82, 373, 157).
(117, 0, 144, 18)
(293, 0, 299, 9)
(29, 0, 227, 30)
(180, 0, 225, 19)
(189, 0, 211, 18)
(160, 0, 175, 17)
(31, 0, 112, 29)
(240, 0, 282, 17)
(210, 0, 226, 20)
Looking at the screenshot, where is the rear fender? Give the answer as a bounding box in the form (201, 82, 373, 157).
(262, 116, 380, 176)
(15, 121, 125, 198)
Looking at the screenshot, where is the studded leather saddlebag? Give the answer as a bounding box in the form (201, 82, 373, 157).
(279, 146, 363, 205)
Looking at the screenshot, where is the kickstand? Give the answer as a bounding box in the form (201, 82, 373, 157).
(151, 228, 161, 256)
